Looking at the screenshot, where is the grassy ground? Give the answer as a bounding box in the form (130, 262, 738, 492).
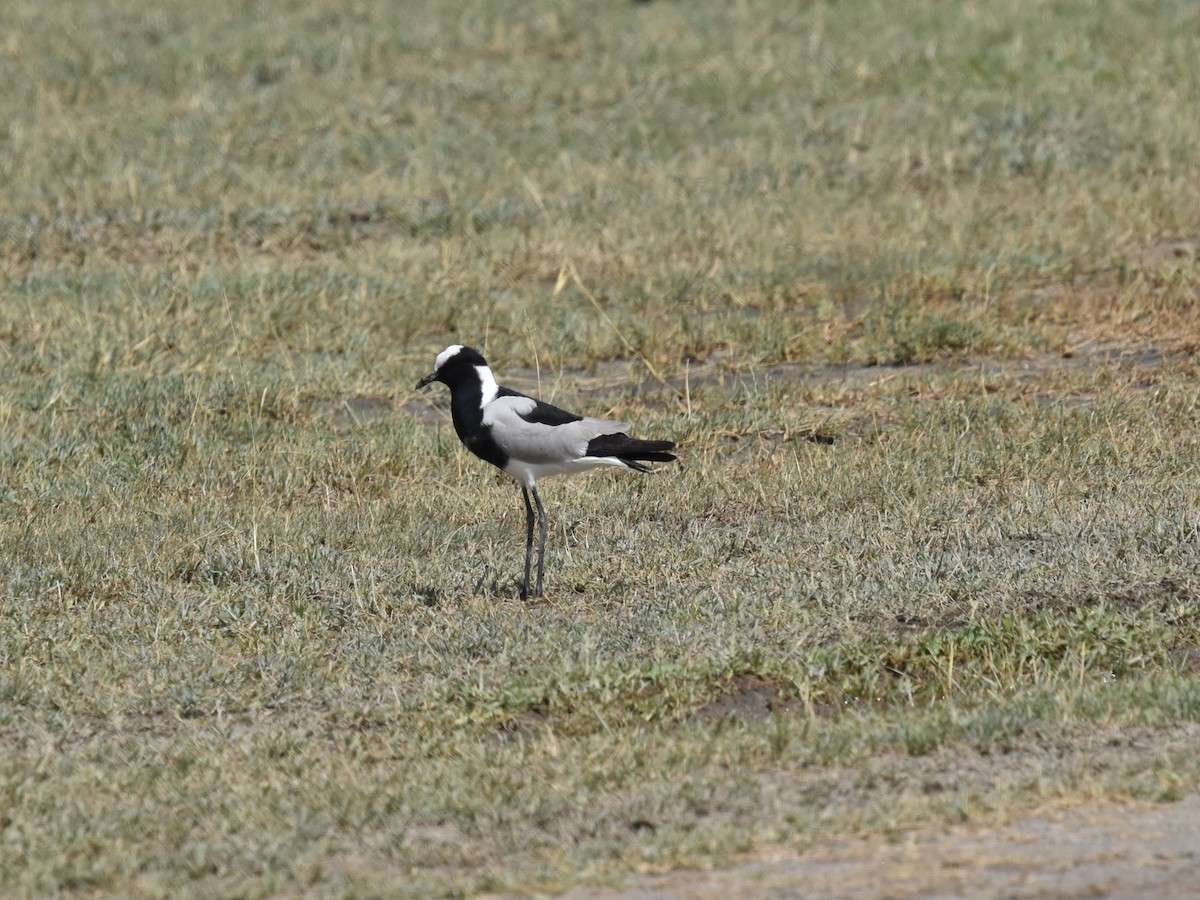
(3, 0, 1200, 895)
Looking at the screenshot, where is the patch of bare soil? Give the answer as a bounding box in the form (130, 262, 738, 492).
(552, 722, 1200, 900)
(565, 791, 1200, 899)
(1125, 236, 1198, 270)
(694, 674, 799, 724)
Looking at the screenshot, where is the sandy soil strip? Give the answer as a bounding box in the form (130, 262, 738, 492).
(566, 792, 1200, 899)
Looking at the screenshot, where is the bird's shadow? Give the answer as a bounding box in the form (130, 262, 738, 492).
(408, 564, 529, 607)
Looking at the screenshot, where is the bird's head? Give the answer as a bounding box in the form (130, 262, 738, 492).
(415, 344, 489, 389)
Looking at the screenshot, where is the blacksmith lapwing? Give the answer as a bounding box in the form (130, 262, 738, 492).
(416, 345, 676, 599)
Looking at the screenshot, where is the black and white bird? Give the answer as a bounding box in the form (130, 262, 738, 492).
(416, 345, 677, 599)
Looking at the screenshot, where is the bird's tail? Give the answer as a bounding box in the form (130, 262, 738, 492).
(586, 434, 677, 471)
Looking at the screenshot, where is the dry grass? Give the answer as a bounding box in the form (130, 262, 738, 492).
(3, 0, 1200, 896)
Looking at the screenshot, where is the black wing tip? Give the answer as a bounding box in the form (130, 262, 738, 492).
(628, 440, 676, 463)
(587, 434, 678, 464)
(628, 448, 677, 463)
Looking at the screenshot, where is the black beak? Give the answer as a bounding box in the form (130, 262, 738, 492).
(415, 372, 438, 389)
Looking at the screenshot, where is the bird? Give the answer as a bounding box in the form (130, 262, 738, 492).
(416, 344, 677, 599)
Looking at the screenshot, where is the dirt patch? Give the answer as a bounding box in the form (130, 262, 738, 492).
(495, 704, 554, 742)
(1125, 236, 1198, 270)
(694, 674, 799, 724)
(1017, 577, 1196, 616)
(1168, 644, 1200, 673)
(887, 575, 1198, 635)
(546, 724, 1200, 899)
(566, 791, 1200, 899)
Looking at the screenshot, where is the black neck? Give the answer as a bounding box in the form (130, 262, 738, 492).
(448, 378, 485, 446)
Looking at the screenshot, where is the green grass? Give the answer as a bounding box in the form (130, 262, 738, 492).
(4, 0, 1200, 896)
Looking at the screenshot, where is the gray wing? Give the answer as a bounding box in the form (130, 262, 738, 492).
(483, 395, 629, 463)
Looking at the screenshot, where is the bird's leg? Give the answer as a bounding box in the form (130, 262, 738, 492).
(531, 485, 548, 599)
(521, 487, 535, 600)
